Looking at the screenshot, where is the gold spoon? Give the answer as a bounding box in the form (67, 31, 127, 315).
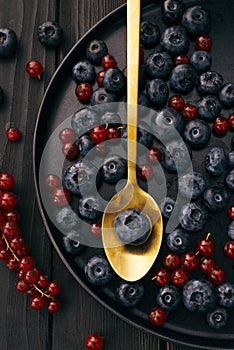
(101, 0, 163, 282)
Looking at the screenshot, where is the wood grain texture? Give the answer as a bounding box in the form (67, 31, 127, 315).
(0, 1, 209, 349)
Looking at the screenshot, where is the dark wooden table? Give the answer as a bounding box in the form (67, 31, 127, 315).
(0, 1, 232, 350)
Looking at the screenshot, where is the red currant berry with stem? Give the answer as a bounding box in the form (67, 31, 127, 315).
(224, 241, 234, 258)
(162, 252, 180, 270)
(48, 298, 61, 313)
(90, 125, 108, 143)
(149, 306, 167, 326)
(2, 221, 19, 238)
(96, 70, 105, 87)
(173, 54, 190, 66)
(47, 280, 60, 296)
(168, 95, 185, 111)
(181, 103, 198, 122)
(24, 268, 41, 285)
(195, 34, 212, 51)
(147, 147, 162, 164)
(75, 82, 93, 102)
(4, 209, 20, 223)
(10, 237, 25, 251)
(85, 333, 104, 350)
(59, 128, 75, 143)
(138, 164, 153, 180)
(101, 54, 117, 69)
(52, 187, 71, 207)
(228, 113, 234, 129)
(199, 256, 216, 274)
(208, 266, 226, 285)
(26, 284, 37, 297)
(45, 174, 61, 191)
(228, 206, 234, 220)
(90, 221, 102, 238)
(16, 279, 30, 293)
(0, 248, 11, 260)
(19, 256, 35, 271)
(62, 142, 79, 160)
(17, 269, 25, 280)
(108, 126, 120, 140)
(0, 191, 17, 210)
(197, 234, 215, 257)
(152, 268, 171, 286)
(26, 60, 44, 79)
(171, 267, 189, 287)
(16, 243, 30, 258)
(6, 258, 19, 270)
(6, 127, 21, 141)
(212, 117, 230, 136)
(30, 294, 46, 310)
(37, 274, 49, 288)
(180, 251, 199, 271)
(0, 172, 15, 190)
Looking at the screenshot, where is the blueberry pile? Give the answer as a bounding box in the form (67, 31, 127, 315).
(44, 0, 234, 333)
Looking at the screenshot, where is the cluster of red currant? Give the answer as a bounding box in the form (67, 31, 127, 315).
(0, 171, 61, 312)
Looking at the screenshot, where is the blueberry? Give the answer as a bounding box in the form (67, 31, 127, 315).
(161, 0, 186, 25)
(156, 285, 182, 311)
(190, 50, 212, 72)
(101, 155, 127, 184)
(0, 86, 4, 106)
(71, 107, 100, 136)
(227, 221, 234, 240)
(144, 51, 173, 79)
(197, 95, 222, 121)
(160, 26, 189, 56)
(217, 282, 234, 307)
(160, 197, 176, 219)
(103, 68, 126, 92)
(203, 185, 230, 212)
(62, 230, 85, 256)
(63, 159, 101, 195)
(170, 64, 197, 94)
(166, 228, 190, 253)
(55, 206, 79, 232)
(146, 78, 169, 106)
(78, 134, 95, 157)
(197, 71, 223, 95)
(84, 255, 113, 286)
(138, 121, 154, 148)
(86, 39, 108, 64)
(37, 21, 63, 47)
(140, 21, 160, 47)
(183, 279, 217, 312)
(114, 208, 151, 245)
(179, 202, 208, 231)
(218, 82, 234, 108)
(0, 28, 18, 57)
(226, 169, 234, 190)
(206, 308, 229, 329)
(227, 150, 234, 168)
(205, 147, 227, 176)
(162, 140, 191, 172)
(72, 60, 96, 84)
(90, 88, 118, 107)
(181, 6, 211, 37)
(178, 172, 206, 199)
(100, 111, 121, 125)
(116, 281, 144, 307)
(78, 194, 103, 220)
(138, 91, 150, 108)
(183, 119, 211, 149)
(151, 107, 184, 142)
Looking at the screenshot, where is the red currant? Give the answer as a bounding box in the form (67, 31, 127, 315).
(208, 266, 226, 285)
(162, 252, 180, 270)
(2, 221, 20, 238)
(59, 128, 75, 143)
(195, 34, 212, 51)
(224, 241, 234, 259)
(16, 243, 30, 258)
(37, 274, 49, 288)
(181, 103, 198, 122)
(197, 235, 215, 257)
(90, 221, 102, 238)
(47, 280, 60, 295)
(45, 174, 61, 191)
(90, 125, 108, 143)
(52, 187, 71, 207)
(4, 209, 20, 223)
(137, 164, 153, 180)
(228, 206, 234, 220)
(85, 333, 104, 350)
(95, 143, 109, 156)
(19, 256, 35, 271)
(48, 298, 61, 313)
(0, 248, 11, 260)
(0, 191, 17, 210)
(180, 251, 199, 271)
(6, 258, 19, 270)
(24, 268, 41, 285)
(96, 70, 105, 87)
(147, 147, 162, 164)
(108, 127, 120, 140)
(171, 267, 189, 287)
(101, 54, 117, 69)
(0, 172, 15, 190)
(75, 82, 93, 102)
(10, 237, 25, 251)
(212, 117, 230, 135)
(228, 113, 234, 129)
(149, 306, 167, 326)
(168, 95, 185, 111)
(26, 60, 44, 79)
(30, 294, 46, 310)
(152, 268, 171, 286)
(62, 142, 79, 159)
(6, 127, 21, 141)
(16, 279, 30, 293)
(199, 256, 216, 274)
(173, 54, 190, 66)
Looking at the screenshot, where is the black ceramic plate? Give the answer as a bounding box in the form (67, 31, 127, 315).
(33, 1, 234, 349)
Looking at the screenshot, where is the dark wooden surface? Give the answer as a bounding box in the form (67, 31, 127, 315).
(0, 1, 224, 350)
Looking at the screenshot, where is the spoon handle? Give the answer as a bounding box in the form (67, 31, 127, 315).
(127, 0, 141, 184)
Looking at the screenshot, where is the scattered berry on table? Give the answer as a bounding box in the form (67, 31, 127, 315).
(75, 82, 93, 102)
(152, 268, 171, 286)
(72, 60, 96, 84)
(0, 27, 18, 57)
(51, 187, 71, 207)
(6, 127, 21, 141)
(116, 281, 144, 307)
(149, 306, 168, 326)
(161, 0, 185, 25)
(156, 284, 182, 311)
(208, 266, 226, 285)
(62, 142, 79, 159)
(140, 20, 160, 47)
(195, 34, 212, 51)
(181, 5, 211, 37)
(85, 333, 104, 350)
(183, 279, 217, 312)
(101, 54, 117, 69)
(26, 60, 44, 79)
(224, 241, 234, 259)
(84, 255, 113, 286)
(37, 21, 63, 47)
(206, 307, 229, 329)
(86, 39, 108, 64)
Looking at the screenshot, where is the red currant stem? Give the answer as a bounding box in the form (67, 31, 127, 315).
(1, 234, 19, 261)
(32, 283, 54, 300)
(151, 276, 157, 281)
(195, 250, 199, 256)
(37, 75, 41, 80)
(117, 126, 123, 129)
(105, 123, 108, 129)
(206, 232, 211, 240)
